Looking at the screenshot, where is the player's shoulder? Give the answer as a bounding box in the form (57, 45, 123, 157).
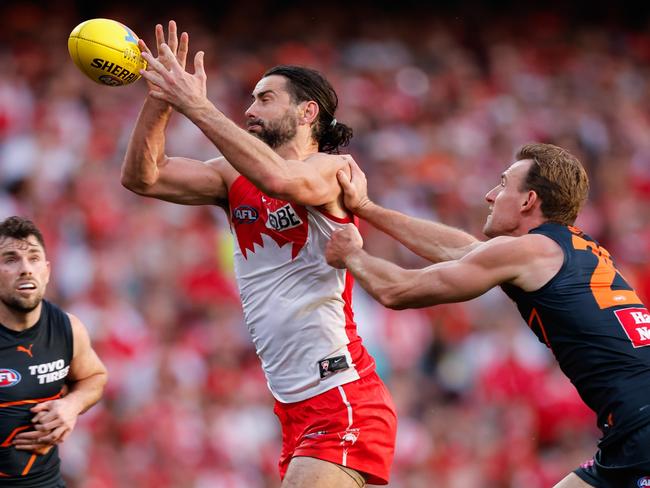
(209, 156, 241, 186)
(504, 233, 563, 259)
(472, 233, 561, 264)
(64, 312, 86, 334)
(304, 152, 354, 167)
(204, 156, 230, 170)
(65, 312, 94, 352)
(42, 300, 71, 323)
(520, 232, 564, 256)
(303, 153, 356, 182)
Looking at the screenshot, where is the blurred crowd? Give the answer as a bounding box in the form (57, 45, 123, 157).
(1, 1, 650, 487)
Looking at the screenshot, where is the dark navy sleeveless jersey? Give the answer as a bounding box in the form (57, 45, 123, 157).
(0, 300, 73, 487)
(502, 223, 650, 444)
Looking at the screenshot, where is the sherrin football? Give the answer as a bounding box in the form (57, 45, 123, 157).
(68, 18, 146, 86)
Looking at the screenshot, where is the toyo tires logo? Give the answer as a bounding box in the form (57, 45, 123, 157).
(0, 369, 21, 387)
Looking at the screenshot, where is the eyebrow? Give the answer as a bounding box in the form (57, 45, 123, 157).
(1, 247, 42, 257)
(252, 89, 275, 100)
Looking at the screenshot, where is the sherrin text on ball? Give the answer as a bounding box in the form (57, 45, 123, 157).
(68, 18, 146, 86)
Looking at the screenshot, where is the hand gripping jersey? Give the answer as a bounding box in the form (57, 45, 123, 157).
(0, 300, 72, 487)
(229, 176, 376, 403)
(502, 223, 650, 445)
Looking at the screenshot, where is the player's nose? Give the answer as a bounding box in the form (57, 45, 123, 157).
(18, 260, 35, 275)
(244, 102, 257, 118)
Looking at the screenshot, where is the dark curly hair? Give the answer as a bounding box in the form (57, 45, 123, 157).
(0, 216, 46, 250)
(263, 65, 353, 154)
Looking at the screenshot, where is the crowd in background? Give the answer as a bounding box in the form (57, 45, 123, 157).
(1, 1, 650, 486)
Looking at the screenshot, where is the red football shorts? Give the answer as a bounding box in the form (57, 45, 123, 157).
(273, 371, 397, 485)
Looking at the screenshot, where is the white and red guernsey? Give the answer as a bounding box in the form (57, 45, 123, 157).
(228, 175, 376, 403)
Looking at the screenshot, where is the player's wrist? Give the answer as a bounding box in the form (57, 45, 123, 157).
(145, 95, 173, 114)
(354, 199, 375, 218)
(60, 394, 84, 416)
(180, 96, 214, 121)
(343, 246, 365, 267)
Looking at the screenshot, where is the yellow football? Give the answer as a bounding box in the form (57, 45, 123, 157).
(68, 18, 146, 87)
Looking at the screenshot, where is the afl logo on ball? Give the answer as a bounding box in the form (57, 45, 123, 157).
(98, 75, 123, 86)
(233, 206, 259, 224)
(637, 476, 650, 487)
(0, 369, 21, 387)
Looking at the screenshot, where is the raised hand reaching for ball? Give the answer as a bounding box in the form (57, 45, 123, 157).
(138, 21, 189, 101)
(138, 29, 207, 116)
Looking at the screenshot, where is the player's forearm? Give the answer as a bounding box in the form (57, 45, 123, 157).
(121, 98, 173, 190)
(344, 249, 429, 309)
(64, 371, 107, 415)
(186, 101, 292, 194)
(357, 202, 480, 263)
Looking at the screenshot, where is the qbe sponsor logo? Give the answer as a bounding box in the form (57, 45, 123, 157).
(614, 307, 650, 348)
(266, 204, 303, 231)
(0, 369, 21, 387)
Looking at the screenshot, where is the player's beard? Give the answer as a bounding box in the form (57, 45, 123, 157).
(250, 110, 298, 149)
(1, 292, 43, 314)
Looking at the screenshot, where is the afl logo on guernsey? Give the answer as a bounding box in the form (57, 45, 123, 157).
(637, 476, 650, 487)
(0, 369, 21, 387)
(233, 205, 259, 224)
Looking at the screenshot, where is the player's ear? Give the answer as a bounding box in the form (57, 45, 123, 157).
(45, 260, 51, 286)
(300, 101, 319, 125)
(522, 190, 538, 211)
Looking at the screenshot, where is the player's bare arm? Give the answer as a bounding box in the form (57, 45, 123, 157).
(139, 42, 349, 207)
(121, 22, 230, 206)
(121, 153, 231, 206)
(326, 225, 563, 309)
(337, 159, 481, 262)
(13, 314, 107, 451)
(122, 20, 188, 188)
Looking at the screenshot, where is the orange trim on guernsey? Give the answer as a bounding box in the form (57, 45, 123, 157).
(571, 234, 642, 309)
(0, 471, 10, 477)
(0, 392, 62, 409)
(0, 425, 31, 447)
(528, 307, 551, 348)
(21, 454, 36, 476)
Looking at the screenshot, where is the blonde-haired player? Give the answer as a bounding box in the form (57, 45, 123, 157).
(326, 144, 650, 488)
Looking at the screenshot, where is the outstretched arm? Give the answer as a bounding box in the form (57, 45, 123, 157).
(121, 21, 228, 206)
(13, 314, 107, 451)
(139, 42, 348, 206)
(326, 225, 529, 309)
(337, 159, 481, 263)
